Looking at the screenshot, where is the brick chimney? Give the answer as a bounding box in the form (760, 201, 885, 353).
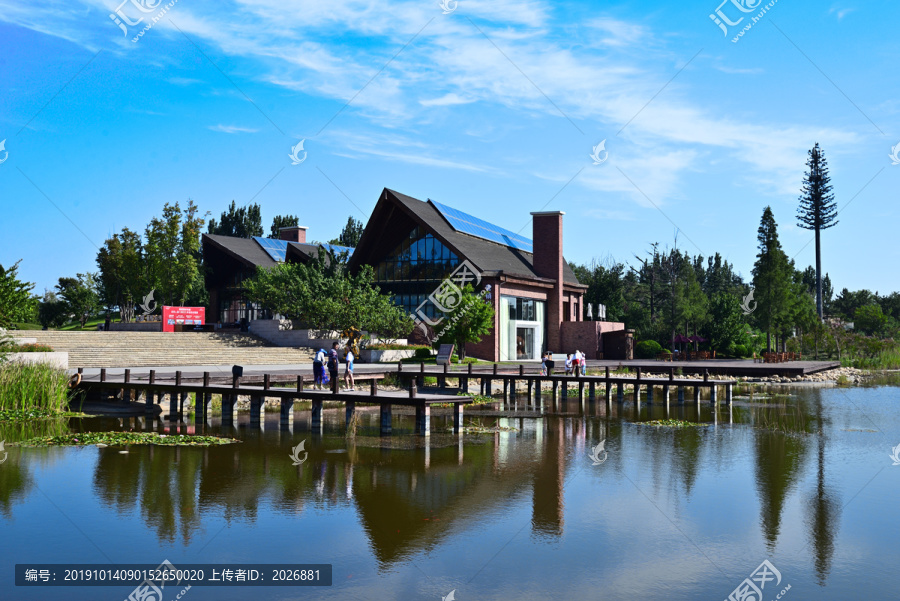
(279, 226, 308, 244)
(531, 211, 564, 352)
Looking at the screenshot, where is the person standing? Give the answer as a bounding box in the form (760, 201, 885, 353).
(343, 345, 356, 391)
(313, 348, 327, 389)
(327, 342, 340, 393)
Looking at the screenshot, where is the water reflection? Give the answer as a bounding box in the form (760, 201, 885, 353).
(1, 386, 874, 594)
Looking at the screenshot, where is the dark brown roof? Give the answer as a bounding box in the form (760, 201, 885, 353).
(350, 188, 583, 287)
(203, 234, 276, 268)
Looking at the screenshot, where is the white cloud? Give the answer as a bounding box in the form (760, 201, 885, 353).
(419, 93, 475, 107)
(208, 124, 259, 133)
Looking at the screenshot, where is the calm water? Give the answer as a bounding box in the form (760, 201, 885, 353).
(2, 383, 900, 600)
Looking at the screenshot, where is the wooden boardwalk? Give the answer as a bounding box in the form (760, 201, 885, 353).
(76, 369, 469, 436)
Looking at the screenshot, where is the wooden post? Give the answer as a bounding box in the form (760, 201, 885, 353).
(662, 384, 670, 410)
(196, 372, 210, 424)
(123, 369, 131, 402)
(331, 370, 339, 395)
(677, 385, 685, 404)
(589, 380, 596, 402)
(453, 403, 464, 433)
(297, 375, 304, 392)
(710, 384, 718, 405)
(311, 398, 323, 432)
(440, 362, 448, 388)
(250, 395, 262, 426)
(415, 404, 431, 436)
(726, 383, 733, 405)
(410, 378, 417, 398)
(380, 402, 392, 435)
(280, 396, 294, 428)
(503, 378, 510, 402)
(527, 378, 533, 401)
(616, 382, 623, 403)
(704, 369, 709, 382)
(146, 370, 156, 413)
(493, 363, 499, 375)
(519, 364, 525, 376)
(100, 368, 106, 382)
(693, 385, 701, 405)
(264, 374, 270, 390)
(536, 376, 542, 402)
(169, 371, 182, 421)
(345, 400, 355, 427)
(370, 378, 377, 396)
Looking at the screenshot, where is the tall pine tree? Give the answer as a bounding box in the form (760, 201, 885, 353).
(752, 207, 793, 351)
(796, 143, 838, 320)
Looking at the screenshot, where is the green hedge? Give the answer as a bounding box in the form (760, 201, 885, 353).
(635, 340, 663, 359)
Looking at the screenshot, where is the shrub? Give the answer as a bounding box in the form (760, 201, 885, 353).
(414, 347, 433, 359)
(4, 342, 54, 353)
(733, 344, 748, 358)
(635, 340, 663, 359)
(365, 343, 430, 351)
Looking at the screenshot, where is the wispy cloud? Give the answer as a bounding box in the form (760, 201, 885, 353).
(208, 124, 259, 134)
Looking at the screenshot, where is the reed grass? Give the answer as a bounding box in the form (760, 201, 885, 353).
(0, 363, 70, 413)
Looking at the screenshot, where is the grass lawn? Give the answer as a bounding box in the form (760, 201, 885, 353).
(13, 322, 43, 330)
(58, 312, 121, 331)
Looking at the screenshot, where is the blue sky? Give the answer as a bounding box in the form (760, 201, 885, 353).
(1, 0, 898, 295)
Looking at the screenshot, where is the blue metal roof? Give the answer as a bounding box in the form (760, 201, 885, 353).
(430, 200, 533, 253)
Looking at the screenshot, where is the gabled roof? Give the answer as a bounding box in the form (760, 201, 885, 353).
(349, 188, 583, 287)
(203, 233, 276, 268)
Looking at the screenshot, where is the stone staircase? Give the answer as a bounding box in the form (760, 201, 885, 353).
(11, 331, 315, 369)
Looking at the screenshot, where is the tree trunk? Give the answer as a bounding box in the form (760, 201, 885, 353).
(815, 226, 823, 320)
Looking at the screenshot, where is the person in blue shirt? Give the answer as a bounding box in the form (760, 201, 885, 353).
(313, 348, 327, 389)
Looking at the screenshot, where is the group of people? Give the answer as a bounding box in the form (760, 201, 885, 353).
(312, 341, 356, 391)
(540, 349, 588, 376)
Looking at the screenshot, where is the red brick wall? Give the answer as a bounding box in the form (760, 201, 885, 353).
(279, 227, 307, 243)
(531, 213, 564, 350)
(559, 321, 627, 358)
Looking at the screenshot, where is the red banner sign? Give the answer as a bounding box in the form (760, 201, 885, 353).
(162, 306, 206, 332)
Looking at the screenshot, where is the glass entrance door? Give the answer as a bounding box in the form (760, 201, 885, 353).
(516, 327, 536, 360)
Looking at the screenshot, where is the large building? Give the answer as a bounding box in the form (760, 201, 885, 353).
(202, 188, 629, 361)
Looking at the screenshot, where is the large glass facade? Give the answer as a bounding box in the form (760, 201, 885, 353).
(499, 296, 545, 360)
(374, 226, 460, 318)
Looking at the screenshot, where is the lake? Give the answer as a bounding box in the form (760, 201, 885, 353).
(2, 382, 899, 600)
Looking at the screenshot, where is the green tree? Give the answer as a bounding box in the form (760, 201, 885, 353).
(854, 304, 887, 337)
(796, 143, 838, 320)
(0, 260, 37, 328)
(38, 290, 68, 329)
(96, 227, 144, 320)
(244, 255, 411, 338)
(832, 288, 877, 320)
(707, 293, 745, 354)
(752, 207, 793, 351)
(434, 284, 495, 360)
(207, 201, 262, 238)
(144, 200, 207, 307)
(269, 214, 299, 239)
(328, 216, 365, 248)
(56, 273, 99, 328)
